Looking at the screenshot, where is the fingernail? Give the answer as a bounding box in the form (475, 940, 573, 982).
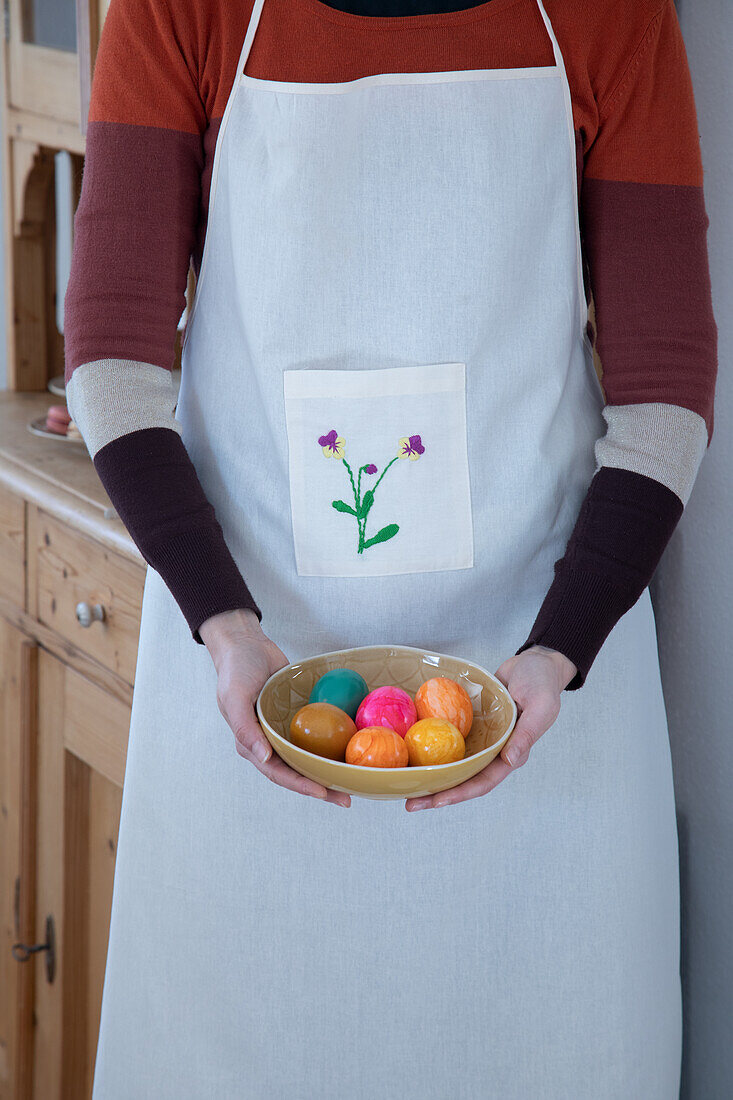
(504, 747, 518, 767)
(254, 742, 270, 763)
(410, 798, 431, 811)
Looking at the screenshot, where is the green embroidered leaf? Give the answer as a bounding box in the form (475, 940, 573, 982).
(332, 499, 357, 516)
(363, 524, 399, 549)
(359, 489, 374, 519)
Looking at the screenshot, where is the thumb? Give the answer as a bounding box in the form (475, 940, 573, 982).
(493, 655, 519, 689)
(500, 685, 560, 768)
(228, 695, 273, 765)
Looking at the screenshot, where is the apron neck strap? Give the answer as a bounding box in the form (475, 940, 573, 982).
(534, 0, 565, 73)
(237, 0, 267, 80)
(238, 1, 566, 84)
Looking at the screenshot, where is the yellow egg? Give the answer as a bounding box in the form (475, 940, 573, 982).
(404, 717, 465, 766)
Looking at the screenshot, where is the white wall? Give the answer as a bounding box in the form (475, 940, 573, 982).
(0, 3, 730, 1094)
(651, 2, 733, 1096)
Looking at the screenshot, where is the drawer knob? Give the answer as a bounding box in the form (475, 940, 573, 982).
(75, 601, 106, 628)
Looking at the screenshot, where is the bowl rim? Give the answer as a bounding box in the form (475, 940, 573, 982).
(255, 643, 517, 773)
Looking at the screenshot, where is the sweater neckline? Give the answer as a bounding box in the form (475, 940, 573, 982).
(297, 0, 525, 31)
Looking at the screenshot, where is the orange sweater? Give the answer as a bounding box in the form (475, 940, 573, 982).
(63, 0, 717, 686)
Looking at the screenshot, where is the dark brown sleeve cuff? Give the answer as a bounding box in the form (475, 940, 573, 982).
(515, 466, 683, 690)
(93, 426, 261, 645)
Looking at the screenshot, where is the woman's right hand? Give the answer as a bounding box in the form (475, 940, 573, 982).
(200, 608, 351, 807)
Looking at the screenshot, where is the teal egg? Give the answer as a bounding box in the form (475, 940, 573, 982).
(309, 668, 369, 720)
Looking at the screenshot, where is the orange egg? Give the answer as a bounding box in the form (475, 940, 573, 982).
(404, 718, 465, 766)
(345, 726, 409, 768)
(414, 677, 473, 736)
(289, 702, 356, 760)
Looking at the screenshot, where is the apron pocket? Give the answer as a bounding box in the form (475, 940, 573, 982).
(283, 362, 474, 577)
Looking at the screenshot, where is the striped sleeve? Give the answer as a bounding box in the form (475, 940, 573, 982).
(516, 0, 718, 688)
(64, 0, 261, 642)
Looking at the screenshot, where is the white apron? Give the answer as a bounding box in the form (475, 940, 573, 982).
(92, 1, 682, 1095)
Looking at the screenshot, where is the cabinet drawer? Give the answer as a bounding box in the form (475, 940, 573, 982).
(33, 510, 144, 683)
(0, 482, 25, 610)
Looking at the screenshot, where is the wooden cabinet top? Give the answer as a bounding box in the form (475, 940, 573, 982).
(0, 391, 143, 565)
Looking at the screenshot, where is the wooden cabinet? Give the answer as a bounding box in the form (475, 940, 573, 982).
(1, 0, 149, 1091)
(0, 392, 145, 1099)
(1, 1, 112, 391)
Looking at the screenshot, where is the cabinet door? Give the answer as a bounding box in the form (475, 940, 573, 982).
(32, 650, 129, 1099)
(0, 617, 37, 1100)
(7, 0, 109, 130)
(7, 0, 79, 123)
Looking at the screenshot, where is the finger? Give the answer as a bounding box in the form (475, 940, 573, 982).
(242, 746, 351, 806)
(236, 740, 326, 798)
(405, 755, 514, 810)
(232, 700, 350, 806)
(500, 687, 560, 767)
(235, 739, 349, 804)
(326, 789, 351, 808)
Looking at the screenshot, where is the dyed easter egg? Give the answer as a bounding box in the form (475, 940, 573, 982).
(345, 727, 409, 769)
(355, 686, 417, 739)
(309, 668, 369, 720)
(414, 677, 474, 737)
(404, 718, 465, 766)
(289, 702, 356, 761)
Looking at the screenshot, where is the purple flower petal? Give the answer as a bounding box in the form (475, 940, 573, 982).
(408, 434, 425, 455)
(365, 464, 377, 475)
(318, 429, 338, 448)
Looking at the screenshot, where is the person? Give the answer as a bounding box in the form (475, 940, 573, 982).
(63, 0, 718, 1095)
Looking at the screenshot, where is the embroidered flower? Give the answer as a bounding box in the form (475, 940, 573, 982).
(316, 432, 424, 555)
(318, 429, 345, 460)
(398, 435, 425, 461)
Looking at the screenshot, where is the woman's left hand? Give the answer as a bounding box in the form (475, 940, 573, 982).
(404, 645, 577, 811)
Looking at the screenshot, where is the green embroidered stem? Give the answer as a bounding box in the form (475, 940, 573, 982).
(342, 459, 365, 552)
(342, 458, 359, 508)
(355, 457, 398, 553)
(371, 455, 399, 494)
(356, 466, 366, 552)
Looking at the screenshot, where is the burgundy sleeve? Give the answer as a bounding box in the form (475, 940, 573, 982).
(515, 1, 717, 689)
(515, 469, 683, 689)
(63, 0, 261, 645)
(93, 429, 262, 643)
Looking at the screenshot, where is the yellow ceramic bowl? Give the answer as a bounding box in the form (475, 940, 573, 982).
(256, 644, 517, 800)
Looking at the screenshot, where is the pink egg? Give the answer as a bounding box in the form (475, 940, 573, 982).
(355, 686, 417, 739)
